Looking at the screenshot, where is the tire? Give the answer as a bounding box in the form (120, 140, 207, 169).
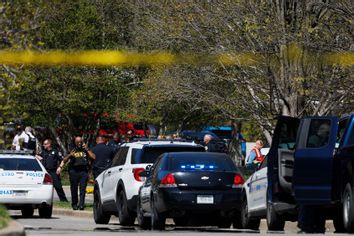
(38, 204, 53, 218)
(266, 201, 285, 231)
(93, 188, 111, 224)
(151, 199, 165, 230)
(117, 190, 135, 226)
(21, 207, 34, 218)
(217, 216, 232, 228)
(343, 183, 354, 233)
(239, 199, 260, 230)
(333, 206, 345, 233)
(137, 198, 151, 229)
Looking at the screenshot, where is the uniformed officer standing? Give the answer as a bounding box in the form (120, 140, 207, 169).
(92, 135, 115, 179)
(36, 138, 68, 202)
(61, 136, 95, 210)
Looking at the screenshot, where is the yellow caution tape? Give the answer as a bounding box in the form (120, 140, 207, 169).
(0, 50, 352, 67)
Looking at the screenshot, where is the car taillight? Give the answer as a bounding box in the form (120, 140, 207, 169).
(133, 168, 145, 182)
(232, 174, 244, 187)
(160, 173, 177, 187)
(43, 173, 53, 185)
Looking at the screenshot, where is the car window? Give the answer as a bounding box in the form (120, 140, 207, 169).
(169, 155, 236, 172)
(131, 146, 205, 164)
(337, 119, 348, 148)
(151, 155, 164, 178)
(278, 122, 297, 150)
(306, 119, 331, 148)
(0, 158, 42, 171)
(259, 156, 267, 170)
(112, 147, 129, 167)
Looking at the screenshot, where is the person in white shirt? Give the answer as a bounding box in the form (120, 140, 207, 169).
(12, 126, 24, 150)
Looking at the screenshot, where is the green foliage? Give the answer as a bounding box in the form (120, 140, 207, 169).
(0, 205, 10, 229)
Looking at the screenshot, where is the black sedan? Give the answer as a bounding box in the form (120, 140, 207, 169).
(137, 152, 244, 229)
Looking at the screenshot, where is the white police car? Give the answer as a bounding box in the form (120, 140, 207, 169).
(0, 151, 54, 218)
(240, 148, 269, 230)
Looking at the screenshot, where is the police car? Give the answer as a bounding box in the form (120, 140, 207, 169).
(241, 148, 269, 230)
(0, 150, 54, 218)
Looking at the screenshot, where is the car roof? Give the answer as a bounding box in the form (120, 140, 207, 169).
(166, 152, 228, 158)
(0, 150, 36, 159)
(125, 140, 200, 147)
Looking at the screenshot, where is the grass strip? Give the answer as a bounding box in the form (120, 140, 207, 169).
(53, 201, 93, 211)
(0, 205, 10, 229)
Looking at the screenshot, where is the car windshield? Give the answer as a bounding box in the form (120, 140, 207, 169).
(0, 158, 42, 171)
(131, 146, 205, 164)
(169, 155, 236, 172)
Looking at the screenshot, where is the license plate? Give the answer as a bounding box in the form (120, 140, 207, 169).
(14, 191, 27, 197)
(197, 195, 214, 204)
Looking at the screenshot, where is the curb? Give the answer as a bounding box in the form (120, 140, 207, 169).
(53, 208, 93, 218)
(0, 220, 25, 236)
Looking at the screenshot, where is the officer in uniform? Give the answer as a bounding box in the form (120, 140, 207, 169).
(36, 138, 68, 202)
(92, 135, 115, 179)
(62, 136, 95, 210)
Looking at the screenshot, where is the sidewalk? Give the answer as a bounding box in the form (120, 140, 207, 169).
(0, 220, 25, 236)
(53, 185, 93, 204)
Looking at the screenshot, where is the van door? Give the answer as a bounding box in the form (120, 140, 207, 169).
(293, 117, 338, 205)
(267, 116, 300, 204)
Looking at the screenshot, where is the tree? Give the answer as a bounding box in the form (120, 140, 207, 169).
(127, 0, 353, 144)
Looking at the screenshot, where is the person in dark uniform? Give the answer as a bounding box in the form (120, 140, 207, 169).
(91, 135, 115, 179)
(107, 132, 121, 154)
(36, 138, 68, 202)
(61, 136, 95, 210)
(202, 134, 219, 152)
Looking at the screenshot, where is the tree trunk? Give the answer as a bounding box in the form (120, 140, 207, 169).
(49, 126, 67, 155)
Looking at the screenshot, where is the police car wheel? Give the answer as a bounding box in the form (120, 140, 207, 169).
(137, 198, 151, 229)
(21, 207, 34, 218)
(117, 190, 135, 226)
(266, 201, 285, 231)
(343, 183, 354, 233)
(151, 199, 165, 230)
(38, 204, 52, 218)
(93, 188, 110, 224)
(240, 199, 260, 230)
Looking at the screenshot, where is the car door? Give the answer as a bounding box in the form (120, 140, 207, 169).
(293, 116, 339, 205)
(267, 116, 300, 204)
(101, 147, 129, 202)
(248, 157, 268, 213)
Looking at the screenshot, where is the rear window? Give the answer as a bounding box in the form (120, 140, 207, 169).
(131, 146, 205, 164)
(0, 158, 42, 171)
(169, 155, 236, 172)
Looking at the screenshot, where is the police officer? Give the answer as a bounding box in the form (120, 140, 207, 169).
(61, 136, 95, 210)
(91, 135, 115, 179)
(36, 138, 68, 202)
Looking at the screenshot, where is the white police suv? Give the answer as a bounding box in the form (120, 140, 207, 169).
(0, 151, 54, 218)
(93, 140, 205, 225)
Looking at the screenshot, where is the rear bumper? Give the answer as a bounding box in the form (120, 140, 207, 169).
(0, 185, 53, 207)
(155, 187, 242, 213)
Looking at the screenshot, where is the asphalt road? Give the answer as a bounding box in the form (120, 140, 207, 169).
(10, 209, 342, 236)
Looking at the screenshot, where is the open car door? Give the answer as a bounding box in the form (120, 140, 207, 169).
(293, 117, 339, 205)
(267, 116, 300, 204)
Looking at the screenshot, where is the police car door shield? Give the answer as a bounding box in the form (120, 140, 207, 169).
(293, 117, 338, 205)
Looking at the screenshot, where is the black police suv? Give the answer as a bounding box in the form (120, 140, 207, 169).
(137, 152, 244, 229)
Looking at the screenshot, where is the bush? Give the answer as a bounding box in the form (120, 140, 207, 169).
(0, 205, 10, 229)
